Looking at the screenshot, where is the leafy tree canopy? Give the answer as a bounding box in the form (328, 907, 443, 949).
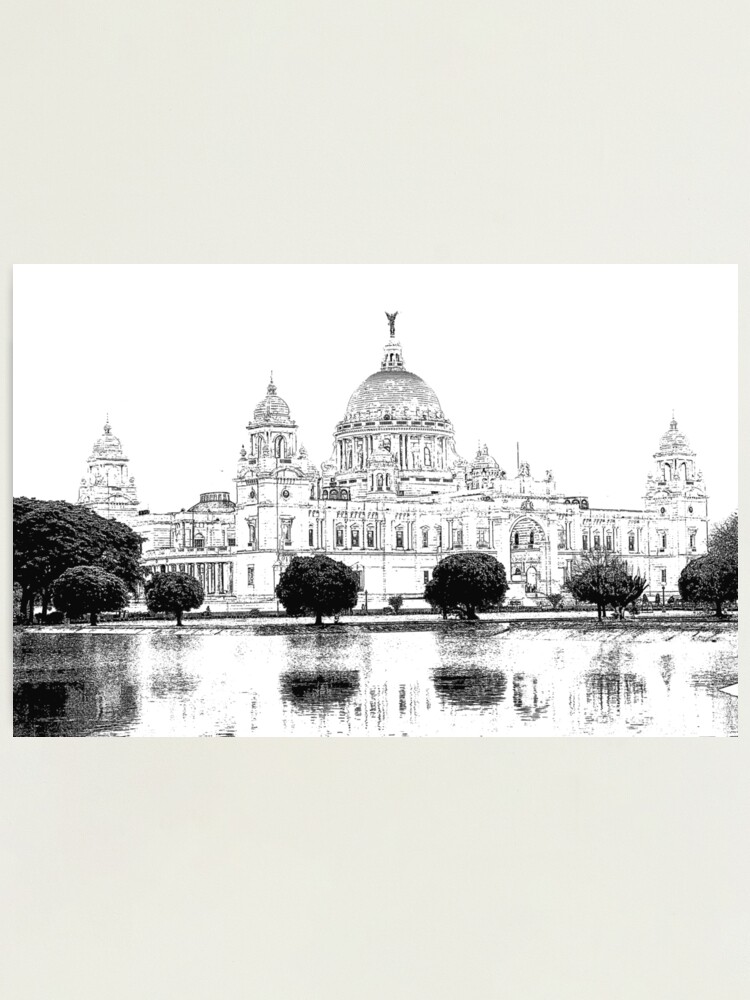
(424, 551, 508, 620)
(678, 512, 737, 616)
(276, 555, 360, 626)
(145, 571, 204, 626)
(51, 566, 129, 625)
(566, 550, 647, 620)
(13, 498, 143, 622)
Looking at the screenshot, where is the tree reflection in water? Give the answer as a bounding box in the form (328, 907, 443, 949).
(432, 668, 507, 709)
(279, 669, 360, 713)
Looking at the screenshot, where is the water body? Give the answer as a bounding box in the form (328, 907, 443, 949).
(13, 625, 738, 737)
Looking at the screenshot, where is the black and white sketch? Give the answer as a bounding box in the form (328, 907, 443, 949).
(13, 266, 738, 737)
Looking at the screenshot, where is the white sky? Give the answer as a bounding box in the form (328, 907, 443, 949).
(13, 265, 737, 524)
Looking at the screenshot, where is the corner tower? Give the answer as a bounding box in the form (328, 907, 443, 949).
(77, 418, 139, 525)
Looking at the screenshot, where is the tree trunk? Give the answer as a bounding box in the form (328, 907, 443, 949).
(315, 612, 323, 627)
(715, 599, 724, 618)
(176, 609, 183, 626)
(20, 588, 29, 623)
(597, 603, 602, 621)
(41, 589, 49, 623)
(28, 593, 36, 624)
(466, 606, 478, 621)
(90, 611, 98, 626)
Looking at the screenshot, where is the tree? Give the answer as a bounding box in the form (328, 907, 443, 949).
(387, 594, 404, 614)
(51, 566, 129, 625)
(424, 551, 508, 621)
(678, 512, 737, 616)
(275, 555, 360, 627)
(145, 571, 204, 626)
(544, 593, 564, 612)
(566, 550, 646, 621)
(13, 498, 143, 623)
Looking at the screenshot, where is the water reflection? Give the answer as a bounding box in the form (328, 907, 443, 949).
(13, 626, 738, 737)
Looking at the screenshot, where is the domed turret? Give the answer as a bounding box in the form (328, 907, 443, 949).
(78, 417, 138, 525)
(252, 374, 293, 426)
(89, 418, 127, 461)
(245, 374, 298, 464)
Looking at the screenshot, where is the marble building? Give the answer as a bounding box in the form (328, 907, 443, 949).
(80, 317, 710, 608)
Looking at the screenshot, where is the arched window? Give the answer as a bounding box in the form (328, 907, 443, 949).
(275, 436, 286, 458)
(424, 447, 432, 467)
(322, 490, 329, 500)
(395, 527, 404, 549)
(529, 531, 535, 547)
(680, 462, 687, 480)
(309, 526, 314, 547)
(330, 489, 339, 500)
(558, 529, 566, 550)
(377, 474, 383, 491)
(194, 533, 205, 550)
(340, 490, 349, 501)
(385, 474, 390, 489)
(664, 463, 671, 481)
(514, 532, 519, 547)
(421, 527, 429, 548)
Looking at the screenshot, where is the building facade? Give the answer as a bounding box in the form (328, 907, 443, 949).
(81, 318, 710, 608)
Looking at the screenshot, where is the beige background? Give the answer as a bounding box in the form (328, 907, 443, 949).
(1, 2, 746, 998)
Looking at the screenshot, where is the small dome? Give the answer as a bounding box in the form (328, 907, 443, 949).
(657, 416, 694, 455)
(471, 442, 499, 469)
(252, 375, 293, 426)
(369, 444, 397, 467)
(89, 419, 125, 459)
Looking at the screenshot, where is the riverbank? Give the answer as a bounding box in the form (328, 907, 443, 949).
(15, 611, 737, 640)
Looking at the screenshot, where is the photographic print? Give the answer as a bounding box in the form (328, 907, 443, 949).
(13, 265, 738, 736)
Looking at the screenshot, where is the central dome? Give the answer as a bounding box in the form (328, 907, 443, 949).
(345, 368, 444, 420)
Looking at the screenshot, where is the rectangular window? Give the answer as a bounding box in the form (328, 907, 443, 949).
(605, 535, 612, 551)
(423, 570, 430, 585)
(628, 535, 635, 552)
(661, 569, 667, 583)
(477, 528, 488, 548)
(195, 537, 205, 550)
(582, 535, 588, 551)
(689, 531, 696, 550)
(661, 533, 667, 551)
(247, 565, 255, 587)
(228, 536, 236, 547)
(452, 528, 463, 549)
(367, 527, 375, 548)
(422, 528, 429, 548)
(395, 530, 404, 549)
(593, 535, 600, 549)
(282, 519, 292, 545)
(336, 527, 344, 547)
(309, 526, 315, 547)
(351, 527, 360, 547)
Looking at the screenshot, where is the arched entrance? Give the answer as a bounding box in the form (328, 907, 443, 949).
(509, 516, 548, 599)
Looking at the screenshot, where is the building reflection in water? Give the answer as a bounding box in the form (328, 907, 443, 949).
(13, 627, 739, 737)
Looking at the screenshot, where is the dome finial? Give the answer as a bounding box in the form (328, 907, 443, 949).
(267, 371, 276, 395)
(385, 311, 398, 339)
(104, 413, 111, 434)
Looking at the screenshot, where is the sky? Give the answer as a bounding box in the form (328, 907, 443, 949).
(13, 265, 738, 525)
